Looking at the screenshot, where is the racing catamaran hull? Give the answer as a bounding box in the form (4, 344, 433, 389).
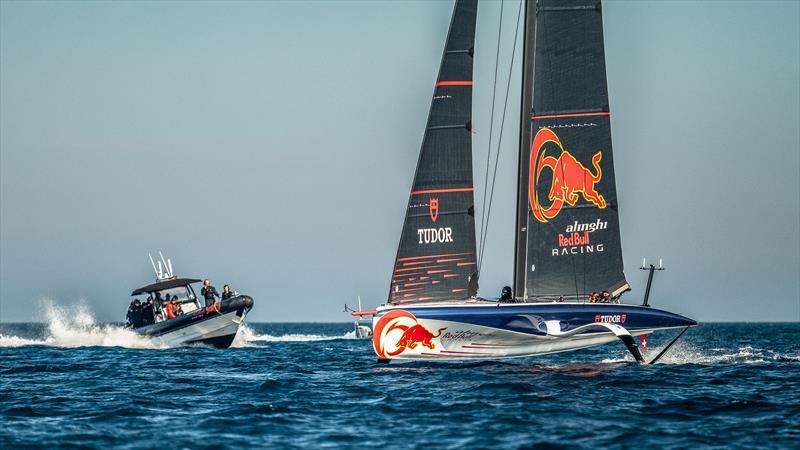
(136, 296, 253, 349)
(373, 302, 696, 360)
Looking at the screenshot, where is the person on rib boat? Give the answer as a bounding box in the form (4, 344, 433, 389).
(221, 285, 233, 301)
(201, 279, 219, 307)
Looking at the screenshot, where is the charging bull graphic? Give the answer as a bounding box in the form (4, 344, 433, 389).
(529, 127, 606, 223)
(373, 309, 447, 358)
(396, 324, 446, 350)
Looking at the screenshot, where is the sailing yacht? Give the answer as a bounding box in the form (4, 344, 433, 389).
(358, 0, 696, 362)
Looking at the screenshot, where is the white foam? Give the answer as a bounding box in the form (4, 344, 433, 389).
(230, 323, 361, 347)
(0, 301, 164, 349)
(600, 342, 798, 365)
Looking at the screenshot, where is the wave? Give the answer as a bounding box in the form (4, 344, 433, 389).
(0, 302, 164, 349)
(601, 342, 800, 365)
(230, 324, 363, 347)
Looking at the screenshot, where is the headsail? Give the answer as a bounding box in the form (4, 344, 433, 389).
(514, 0, 628, 300)
(388, 0, 478, 304)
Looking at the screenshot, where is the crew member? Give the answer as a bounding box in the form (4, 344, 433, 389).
(165, 298, 177, 319)
(201, 279, 219, 307)
(499, 286, 513, 302)
(141, 298, 155, 325)
(221, 285, 233, 301)
(601, 290, 612, 304)
(126, 300, 138, 328)
(173, 300, 183, 316)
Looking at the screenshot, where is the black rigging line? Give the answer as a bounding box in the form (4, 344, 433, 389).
(478, 0, 524, 271)
(478, 0, 505, 270)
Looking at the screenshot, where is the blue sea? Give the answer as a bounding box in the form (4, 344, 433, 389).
(1, 309, 798, 449)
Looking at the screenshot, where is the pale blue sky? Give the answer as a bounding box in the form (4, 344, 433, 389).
(1, 0, 798, 322)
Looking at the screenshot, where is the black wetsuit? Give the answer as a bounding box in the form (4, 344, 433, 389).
(126, 304, 136, 327)
(141, 302, 155, 325)
(202, 285, 219, 307)
(131, 305, 143, 328)
(221, 290, 233, 301)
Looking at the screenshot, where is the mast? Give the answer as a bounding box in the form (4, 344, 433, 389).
(513, 0, 537, 301)
(387, 0, 479, 304)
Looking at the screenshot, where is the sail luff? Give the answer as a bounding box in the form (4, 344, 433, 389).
(513, 0, 537, 301)
(387, 0, 479, 304)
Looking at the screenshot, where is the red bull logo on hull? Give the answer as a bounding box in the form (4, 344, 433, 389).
(373, 310, 447, 358)
(529, 127, 607, 223)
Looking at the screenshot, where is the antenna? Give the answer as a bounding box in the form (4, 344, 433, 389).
(158, 251, 170, 276)
(149, 253, 159, 277)
(639, 258, 666, 307)
(149, 251, 177, 280)
(358, 295, 362, 312)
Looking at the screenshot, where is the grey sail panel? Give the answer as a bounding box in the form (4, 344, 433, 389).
(516, 0, 628, 300)
(389, 0, 478, 304)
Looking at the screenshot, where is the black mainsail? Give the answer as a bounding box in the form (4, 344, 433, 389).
(514, 0, 629, 300)
(388, 0, 478, 304)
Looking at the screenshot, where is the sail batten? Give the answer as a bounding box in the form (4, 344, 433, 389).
(388, 0, 479, 304)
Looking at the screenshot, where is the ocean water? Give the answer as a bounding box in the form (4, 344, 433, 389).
(1, 307, 798, 449)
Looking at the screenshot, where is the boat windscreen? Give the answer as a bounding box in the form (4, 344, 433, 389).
(156, 286, 194, 304)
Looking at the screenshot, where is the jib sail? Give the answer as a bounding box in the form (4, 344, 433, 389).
(388, 0, 478, 304)
(514, 0, 629, 300)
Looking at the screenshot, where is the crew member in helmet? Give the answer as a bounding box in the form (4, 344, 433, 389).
(126, 299, 141, 328)
(201, 279, 220, 307)
(141, 298, 155, 325)
(500, 286, 513, 302)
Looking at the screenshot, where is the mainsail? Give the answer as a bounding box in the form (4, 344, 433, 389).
(514, 0, 629, 300)
(388, 0, 478, 304)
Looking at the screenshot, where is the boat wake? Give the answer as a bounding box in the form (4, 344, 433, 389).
(231, 324, 361, 347)
(0, 302, 164, 349)
(601, 341, 800, 365)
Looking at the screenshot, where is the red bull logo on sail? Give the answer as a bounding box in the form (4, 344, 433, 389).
(373, 309, 446, 358)
(529, 128, 607, 223)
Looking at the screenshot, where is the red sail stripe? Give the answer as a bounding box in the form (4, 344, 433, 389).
(436, 258, 467, 263)
(393, 272, 425, 277)
(451, 289, 466, 293)
(443, 274, 460, 278)
(394, 288, 424, 293)
(435, 80, 473, 86)
(402, 261, 437, 266)
(427, 270, 450, 274)
(397, 252, 472, 262)
(410, 188, 474, 196)
(532, 111, 610, 120)
(456, 262, 477, 266)
(395, 265, 444, 273)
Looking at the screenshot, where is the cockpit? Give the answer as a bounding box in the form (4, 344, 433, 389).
(152, 284, 202, 322)
(130, 277, 205, 324)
